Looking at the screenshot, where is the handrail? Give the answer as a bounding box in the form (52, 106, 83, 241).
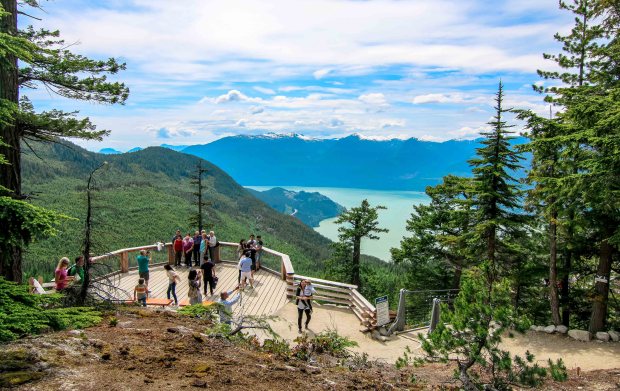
(92, 240, 377, 329)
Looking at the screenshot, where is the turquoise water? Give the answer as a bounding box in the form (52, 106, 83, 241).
(247, 186, 429, 261)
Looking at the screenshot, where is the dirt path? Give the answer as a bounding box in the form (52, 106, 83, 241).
(270, 303, 620, 371)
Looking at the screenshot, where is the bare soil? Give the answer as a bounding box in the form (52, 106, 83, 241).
(1, 308, 619, 390)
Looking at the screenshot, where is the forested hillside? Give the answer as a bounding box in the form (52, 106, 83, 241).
(21, 140, 340, 279)
(247, 187, 345, 227)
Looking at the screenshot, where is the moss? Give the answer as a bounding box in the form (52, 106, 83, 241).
(193, 363, 211, 373)
(0, 370, 45, 388)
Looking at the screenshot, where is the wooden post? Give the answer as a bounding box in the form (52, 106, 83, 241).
(167, 245, 174, 265)
(281, 260, 286, 281)
(120, 252, 129, 273)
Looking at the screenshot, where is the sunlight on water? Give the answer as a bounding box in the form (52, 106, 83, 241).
(246, 186, 430, 261)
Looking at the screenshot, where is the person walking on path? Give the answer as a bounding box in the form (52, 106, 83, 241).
(296, 279, 315, 333)
(136, 249, 151, 291)
(188, 269, 203, 305)
(192, 230, 202, 267)
(200, 255, 217, 296)
(173, 234, 183, 267)
(218, 286, 241, 325)
(183, 233, 194, 268)
(238, 251, 254, 290)
(164, 264, 180, 305)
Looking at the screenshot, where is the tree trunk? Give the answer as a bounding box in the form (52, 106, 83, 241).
(588, 229, 613, 333)
(0, 0, 23, 282)
(549, 216, 561, 325)
(451, 262, 463, 290)
(351, 237, 361, 288)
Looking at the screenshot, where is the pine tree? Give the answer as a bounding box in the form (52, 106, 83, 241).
(468, 81, 525, 275)
(0, 0, 128, 281)
(521, 0, 604, 327)
(333, 199, 388, 289)
(392, 175, 474, 290)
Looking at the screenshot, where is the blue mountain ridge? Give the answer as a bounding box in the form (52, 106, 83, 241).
(180, 133, 529, 191)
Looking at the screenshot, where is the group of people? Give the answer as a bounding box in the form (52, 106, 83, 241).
(54, 255, 87, 291)
(172, 229, 218, 268)
(53, 228, 316, 331)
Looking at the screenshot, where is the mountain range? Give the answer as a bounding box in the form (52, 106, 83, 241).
(181, 133, 528, 190)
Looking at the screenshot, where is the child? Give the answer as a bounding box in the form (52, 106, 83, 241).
(164, 264, 180, 305)
(134, 278, 148, 307)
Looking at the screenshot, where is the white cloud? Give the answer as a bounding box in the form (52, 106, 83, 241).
(313, 68, 332, 79)
(250, 106, 264, 114)
(412, 92, 489, 105)
(235, 119, 247, 127)
(253, 86, 276, 95)
(358, 93, 389, 107)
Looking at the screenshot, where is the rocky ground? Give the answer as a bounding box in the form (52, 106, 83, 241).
(1, 308, 619, 390)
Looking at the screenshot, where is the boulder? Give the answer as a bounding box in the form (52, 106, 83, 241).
(555, 325, 568, 334)
(544, 325, 556, 334)
(534, 326, 546, 332)
(529, 325, 538, 331)
(568, 329, 590, 342)
(595, 332, 610, 342)
(608, 330, 619, 342)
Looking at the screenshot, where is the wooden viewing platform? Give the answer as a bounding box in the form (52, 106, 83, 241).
(92, 241, 378, 328)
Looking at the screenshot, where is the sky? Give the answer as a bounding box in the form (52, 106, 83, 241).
(25, 0, 570, 151)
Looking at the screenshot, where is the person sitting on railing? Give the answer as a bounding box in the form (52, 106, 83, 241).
(296, 279, 316, 333)
(54, 257, 75, 292)
(218, 286, 241, 325)
(133, 278, 148, 307)
(67, 255, 85, 284)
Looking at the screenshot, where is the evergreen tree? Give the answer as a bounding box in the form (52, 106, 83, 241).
(520, 0, 604, 327)
(0, 0, 128, 281)
(333, 199, 387, 288)
(392, 175, 474, 290)
(468, 81, 525, 275)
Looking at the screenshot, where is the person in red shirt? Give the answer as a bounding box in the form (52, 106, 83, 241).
(173, 234, 183, 267)
(54, 257, 74, 291)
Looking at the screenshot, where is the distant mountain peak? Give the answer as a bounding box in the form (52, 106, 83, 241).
(99, 148, 122, 154)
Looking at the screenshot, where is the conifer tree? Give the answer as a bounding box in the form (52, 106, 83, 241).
(468, 82, 524, 275)
(520, 0, 603, 326)
(333, 199, 387, 289)
(189, 162, 209, 232)
(0, 0, 128, 281)
(392, 175, 474, 290)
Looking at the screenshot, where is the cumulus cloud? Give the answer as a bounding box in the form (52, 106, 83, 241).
(358, 93, 389, 107)
(151, 126, 195, 139)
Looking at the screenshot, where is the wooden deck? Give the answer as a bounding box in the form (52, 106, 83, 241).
(115, 262, 289, 318)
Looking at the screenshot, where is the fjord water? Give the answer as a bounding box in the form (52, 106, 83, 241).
(247, 186, 429, 261)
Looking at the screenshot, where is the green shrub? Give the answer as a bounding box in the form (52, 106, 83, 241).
(0, 278, 101, 342)
(548, 358, 568, 382)
(312, 329, 358, 357)
(177, 303, 218, 319)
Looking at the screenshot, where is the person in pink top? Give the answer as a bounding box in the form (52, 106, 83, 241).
(182, 233, 194, 268)
(54, 257, 74, 291)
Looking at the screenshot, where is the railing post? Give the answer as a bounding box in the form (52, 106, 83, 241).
(120, 251, 129, 273)
(167, 244, 174, 265)
(281, 260, 286, 280)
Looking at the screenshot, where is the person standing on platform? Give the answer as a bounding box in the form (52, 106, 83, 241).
(173, 234, 183, 267)
(183, 233, 194, 268)
(164, 264, 180, 306)
(207, 230, 218, 262)
(192, 230, 202, 267)
(188, 269, 202, 305)
(238, 251, 254, 289)
(296, 279, 315, 333)
(136, 249, 151, 292)
(255, 235, 264, 271)
(200, 254, 216, 296)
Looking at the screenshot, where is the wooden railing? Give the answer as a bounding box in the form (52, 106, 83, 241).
(93, 241, 377, 328)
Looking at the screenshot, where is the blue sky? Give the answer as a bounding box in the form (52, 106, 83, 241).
(25, 0, 570, 151)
